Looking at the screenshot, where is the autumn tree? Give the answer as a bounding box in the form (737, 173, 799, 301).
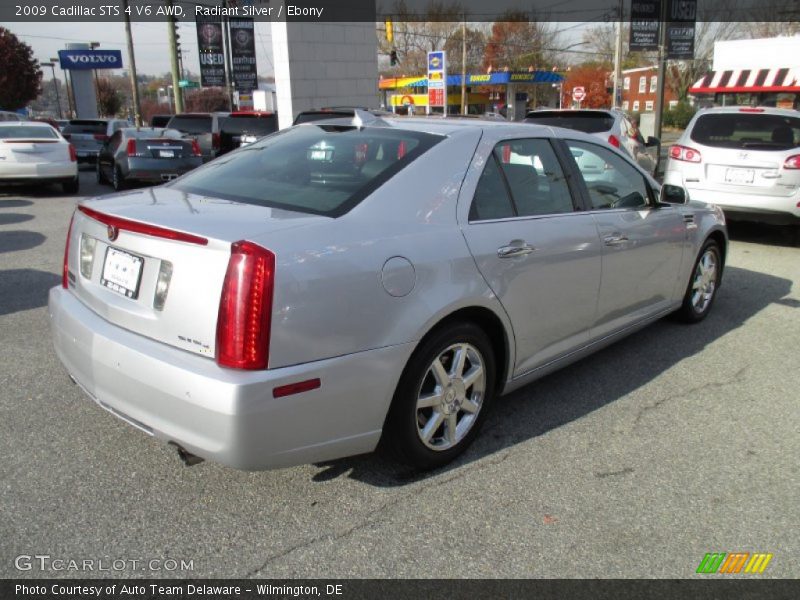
(0, 27, 42, 110)
(97, 77, 123, 116)
(561, 65, 611, 109)
(482, 14, 555, 72)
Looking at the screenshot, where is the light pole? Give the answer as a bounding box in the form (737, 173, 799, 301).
(89, 41, 101, 112)
(40, 61, 63, 119)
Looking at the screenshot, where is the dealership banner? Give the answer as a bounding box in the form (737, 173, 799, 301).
(195, 17, 226, 87)
(229, 18, 258, 93)
(666, 0, 697, 59)
(629, 0, 661, 51)
(57, 49, 123, 70)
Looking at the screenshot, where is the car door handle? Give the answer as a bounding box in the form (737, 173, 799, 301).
(603, 233, 629, 246)
(497, 242, 536, 258)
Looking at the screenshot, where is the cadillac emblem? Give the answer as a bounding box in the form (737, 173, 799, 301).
(107, 225, 119, 241)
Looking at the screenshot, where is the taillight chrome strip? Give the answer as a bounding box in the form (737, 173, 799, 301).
(77, 205, 208, 246)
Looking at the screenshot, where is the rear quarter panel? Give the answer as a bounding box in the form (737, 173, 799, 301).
(255, 128, 514, 371)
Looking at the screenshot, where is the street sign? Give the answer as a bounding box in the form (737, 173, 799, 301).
(427, 50, 447, 109)
(178, 80, 200, 89)
(572, 87, 586, 102)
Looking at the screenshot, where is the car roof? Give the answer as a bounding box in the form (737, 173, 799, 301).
(695, 106, 800, 117)
(0, 120, 57, 127)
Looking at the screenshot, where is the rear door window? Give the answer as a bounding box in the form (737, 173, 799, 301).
(171, 125, 442, 216)
(690, 113, 800, 150)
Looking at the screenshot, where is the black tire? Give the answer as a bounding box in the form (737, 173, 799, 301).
(112, 164, 126, 191)
(62, 177, 79, 195)
(381, 322, 496, 470)
(676, 239, 722, 323)
(96, 161, 106, 184)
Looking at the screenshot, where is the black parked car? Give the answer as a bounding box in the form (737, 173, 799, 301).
(96, 127, 203, 190)
(218, 111, 279, 155)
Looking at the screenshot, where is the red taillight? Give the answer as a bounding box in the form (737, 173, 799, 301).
(77, 205, 208, 245)
(397, 140, 406, 159)
(212, 132, 220, 150)
(190, 139, 202, 157)
(608, 134, 621, 148)
(783, 154, 800, 169)
(126, 138, 139, 157)
(68, 144, 77, 162)
(62, 212, 75, 288)
(216, 241, 275, 370)
(501, 144, 511, 163)
(739, 107, 764, 113)
(93, 133, 108, 142)
(669, 144, 702, 163)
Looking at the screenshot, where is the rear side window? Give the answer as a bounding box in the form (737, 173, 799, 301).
(293, 111, 352, 125)
(524, 111, 615, 134)
(62, 121, 106, 135)
(690, 113, 800, 150)
(0, 126, 58, 139)
(171, 125, 442, 216)
(167, 116, 212, 134)
(222, 115, 278, 135)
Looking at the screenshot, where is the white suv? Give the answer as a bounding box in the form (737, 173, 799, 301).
(664, 106, 800, 228)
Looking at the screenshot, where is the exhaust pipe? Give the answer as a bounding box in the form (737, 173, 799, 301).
(169, 442, 204, 467)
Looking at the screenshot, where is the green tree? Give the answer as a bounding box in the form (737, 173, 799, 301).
(0, 27, 42, 110)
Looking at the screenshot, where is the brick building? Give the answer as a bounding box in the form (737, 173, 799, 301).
(620, 66, 678, 114)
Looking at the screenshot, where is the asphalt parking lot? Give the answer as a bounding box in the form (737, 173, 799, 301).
(1, 169, 798, 579)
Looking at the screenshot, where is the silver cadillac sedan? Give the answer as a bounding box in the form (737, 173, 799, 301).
(49, 114, 727, 471)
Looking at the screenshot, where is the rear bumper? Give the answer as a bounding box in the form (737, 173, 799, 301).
(664, 171, 800, 224)
(49, 286, 412, 470)
(125, 157, 202, 183)
(0, 161, 77, 181)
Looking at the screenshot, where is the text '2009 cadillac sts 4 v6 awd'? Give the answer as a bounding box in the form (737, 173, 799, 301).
(50, 114, 727, 471)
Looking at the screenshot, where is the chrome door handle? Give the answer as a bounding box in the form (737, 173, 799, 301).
(497, 242, 536, 258)
(603, 234, 629, 246)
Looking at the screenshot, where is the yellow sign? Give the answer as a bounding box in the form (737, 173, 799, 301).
(470, 74, 491, 83)
(428, 72, 442, 82)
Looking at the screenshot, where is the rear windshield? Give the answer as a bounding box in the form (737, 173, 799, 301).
(524, 111, 615, 134)
(690, 113, 800, 150)
(62, 121, 106, 134)
(124, 128, 184, 140)
(167, 115, 212, 134)
(222, 115, 278, 135)
(171, 125, 442, 217)
(293, 111, 353, 125)
(0, 126, 59, 139)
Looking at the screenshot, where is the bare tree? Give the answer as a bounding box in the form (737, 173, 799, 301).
(745, 22, 800, 37)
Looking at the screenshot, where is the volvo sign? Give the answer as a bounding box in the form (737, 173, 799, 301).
(58, 49, 123, 70)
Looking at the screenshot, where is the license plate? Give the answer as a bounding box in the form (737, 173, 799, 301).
(159, 149, 175, 158)
(101, 247, 144, 299)
(725, 168, 754, 184)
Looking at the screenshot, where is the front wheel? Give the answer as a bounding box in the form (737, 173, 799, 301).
(381, 322, 496, 470)
(676, 240, 722, 323)
(112, 164, 126, 191)
(62, 177, 79, 195)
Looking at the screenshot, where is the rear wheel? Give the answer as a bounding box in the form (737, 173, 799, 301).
(96, 161, 106, 184)
(62, 177, 79, 195)
(112, 164, 126, 191)
(381, 322, 496, 470)
(676, 240, 722, 323)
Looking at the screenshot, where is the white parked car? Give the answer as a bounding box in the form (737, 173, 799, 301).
(0, 121, 79, 193)
(664, 106, 800, 229)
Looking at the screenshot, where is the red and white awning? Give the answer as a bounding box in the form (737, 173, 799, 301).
(689, 68, 800, 94)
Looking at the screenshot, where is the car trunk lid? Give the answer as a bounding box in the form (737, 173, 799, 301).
(65, 187, 329, 361)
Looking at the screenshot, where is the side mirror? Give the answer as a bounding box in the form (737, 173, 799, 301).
(646, 136, 660, 147)
(661, 183, 688, 205)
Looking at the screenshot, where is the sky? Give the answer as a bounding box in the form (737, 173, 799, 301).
(6, 21, 276, 82)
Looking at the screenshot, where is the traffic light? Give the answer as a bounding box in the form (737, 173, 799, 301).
(390, 49, 398, 66)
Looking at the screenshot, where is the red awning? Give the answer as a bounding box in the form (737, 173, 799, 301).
(690, 68, 800, 94)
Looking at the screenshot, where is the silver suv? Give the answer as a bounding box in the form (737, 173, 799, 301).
(524, 109, 660, 175)
(664, 106, 800, 227)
